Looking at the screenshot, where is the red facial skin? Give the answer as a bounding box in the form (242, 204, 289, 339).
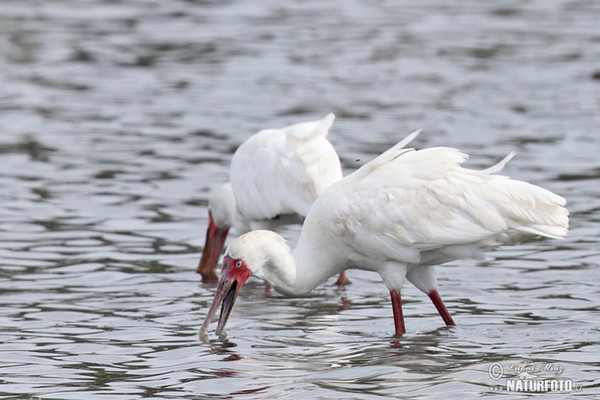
(200, 255, 251, 337)
(196, 211, 229, 283)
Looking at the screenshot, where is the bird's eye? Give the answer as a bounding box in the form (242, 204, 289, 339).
(235, 260, 243, 268)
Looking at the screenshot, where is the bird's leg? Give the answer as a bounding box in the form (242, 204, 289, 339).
(428, 289, 456, 326)
(334, 271, 351, 286)
(390, 290, 406, 337)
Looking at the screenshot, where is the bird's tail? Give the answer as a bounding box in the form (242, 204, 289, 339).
(490, 176, 569, 241)
(286, 113, 335, 139)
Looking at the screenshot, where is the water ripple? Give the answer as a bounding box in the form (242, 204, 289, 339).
(1, 0, 599, 398)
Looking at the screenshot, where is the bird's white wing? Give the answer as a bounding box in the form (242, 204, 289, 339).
(317, 135, 568, 267)
(230, 113, 343, 221)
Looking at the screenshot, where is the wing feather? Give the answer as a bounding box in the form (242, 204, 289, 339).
(315, 133, 568, 267)
(230, 114, 342, 221)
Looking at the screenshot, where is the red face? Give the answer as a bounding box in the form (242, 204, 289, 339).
(200, 255, 252, 337)
(221, 255, 252, 291)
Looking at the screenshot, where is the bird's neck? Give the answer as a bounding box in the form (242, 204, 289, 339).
(256, 229, 343, 296)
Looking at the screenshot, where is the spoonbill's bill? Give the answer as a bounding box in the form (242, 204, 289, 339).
(197, 114, 347, 285)
(201, 129, 569, 337)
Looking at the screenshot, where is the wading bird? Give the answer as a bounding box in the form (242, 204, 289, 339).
(201, 130, 569, 337)
(197, 114, 349, 286)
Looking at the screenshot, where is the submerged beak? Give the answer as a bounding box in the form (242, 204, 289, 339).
(196, 212, 229, 283)
(200, 274, 238, 336)
(200, 255, 251, 337)
(216, 280, 238, 335)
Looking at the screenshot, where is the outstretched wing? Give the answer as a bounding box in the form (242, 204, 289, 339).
(317, 131, 569, 266)
(230, 113, 343, 221)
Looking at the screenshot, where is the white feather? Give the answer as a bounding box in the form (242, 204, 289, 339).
(229, 114, 342, 222)
(309, 134, 569, 274)
(217, 130, 570, 333)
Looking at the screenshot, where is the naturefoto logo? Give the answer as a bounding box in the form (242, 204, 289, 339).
(488, 361, 582, 393)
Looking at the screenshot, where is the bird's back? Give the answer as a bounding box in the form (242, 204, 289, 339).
(307, 131, 569, 269)
(230, 114, 343, 221)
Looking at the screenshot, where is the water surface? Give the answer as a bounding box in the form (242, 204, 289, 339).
(0, 0, 599, 398)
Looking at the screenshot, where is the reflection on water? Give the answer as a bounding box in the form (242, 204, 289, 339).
(1, 0, 599, 398)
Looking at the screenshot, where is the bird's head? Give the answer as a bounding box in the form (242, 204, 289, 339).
(200, 254, 252, 336)
(200, 230, 291, 337)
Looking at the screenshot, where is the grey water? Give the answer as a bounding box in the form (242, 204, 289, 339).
(1, 0, 599, 398)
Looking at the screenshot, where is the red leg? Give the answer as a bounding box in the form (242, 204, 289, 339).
(334, 271, 350, 286)
(390, 290, 406, 337)
(428, 289, 456, 326)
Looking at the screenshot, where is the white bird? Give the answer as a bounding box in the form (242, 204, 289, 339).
(201, 129, 569, 337)
(197, 113, 348, 285)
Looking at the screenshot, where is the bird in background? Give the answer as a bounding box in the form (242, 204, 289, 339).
(201, 129, 569, 338)
(197, 113, 350, 286)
